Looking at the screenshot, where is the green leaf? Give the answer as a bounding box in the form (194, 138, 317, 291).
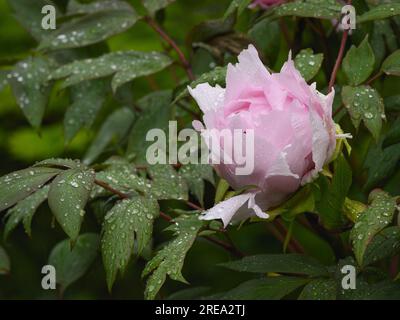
(294, 49, 323, 82)
(51, 51, 172, 92)
(220, 254, 328, 277)
(267, 1, 341, 20)
(384, 118, 400, 147)
(359, 280, 400, 300)
(39, 9, 139, 51)
(342, 36, 375, 86)
(101, 197, 159, 290)
(48, 168, 95, 241)
(381, 49, 400, 76)
(0, 246, 10, 275)
(342, 85, 385, 141)
(350, 190, 397, 266)
(179, 164, 215, 206)
(0, 167, 60, 212)
(64, 79, 108, 143)
(385, 95, 400, 112)
(248, 19, 280, 66)
(142, 0, 176, 15)
(358, 4, 400, 24)
(223, 0, 252, 19)
(34, 158, 83, 169)
(84, 108, 135, 164)
(126, 91, 172, 163)
(142, 214, 203, 300)
(187, 16, 235, 45)
(370, 20, 396, 68)
(221, 277, 309, 300)
(167, 286, 211, 300)
(298, 278, 337, 300)
(364, 143, 400, 190)
(67, 0, 133, 15)
(4, 185, 49, 239)
(363, 226, 400, 267)
(214, 178, 230, 204)
(147, 164, 188, 201)
(49, 233, 99, 292)
(174, 66, 226, 103)
(92, 158, 150, 198)
(8, 57, 53, 129)
(316, 155, 352, 229)
(269, 185, 314, 221)
(343, 198, 367, 223)
(7, 0, 60, 40)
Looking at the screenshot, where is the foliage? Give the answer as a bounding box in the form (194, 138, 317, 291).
(0, 0, 400, 300)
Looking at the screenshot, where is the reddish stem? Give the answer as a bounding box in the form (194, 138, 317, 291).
(94, 179, 129, 199)
(95, 179, 243, 258)
(328, 0, 352, 92)
(144, 16, 195, 81)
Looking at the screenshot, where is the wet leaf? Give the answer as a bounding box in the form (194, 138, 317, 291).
(343, 36, 375, 86)
(358, 4, 400, 24)
(7, 0, 60, 40)
(223, 0, 252, 19)
(67, 0, 133, 15)
(221, 277, 309, 300)
(294, 49, 323, 82)
(350, 190, 396, 266)
(267, 1, 341, 20)
(147, 164, 188, 201)
(381, 49, 400, 76)
(7, 57, 53, 129)
(39, 9, 139, 50)
(179, 164, 215, 206)
(49, 233, 100, 292)
(4, 185, 50, 239)
(126, 91, 172, 163)
(0, 167, 60, 212)
(102, 197, 159, 290)
(342, 85, 385, 141)
(142, 215, 203, 300)
(143, 0, 176, 15)
(64, 79, 108, 143)
(84, 108, 135, 164)
(363, 226, 400, 267)
(48, 168, 95, 241)
(316, 155, 352, 230)
(220, 254, 328, 277)
(51, 51, 172, 91)
(91, 158, 150, 198)
(298, 278, 337, 300)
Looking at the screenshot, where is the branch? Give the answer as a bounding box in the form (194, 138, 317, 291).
(203, 235, 245, 258)
(94, 178, 244, 258)
(328, 30, 349, 92)
(273, 218, 305, 254)
(366, 71, 383, 85)
(94, 179, 129, 199)
(328, 0, 352, 92)
(144, 16, 195, 81)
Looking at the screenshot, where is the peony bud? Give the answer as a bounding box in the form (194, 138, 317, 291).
(189, 45, 337, 227)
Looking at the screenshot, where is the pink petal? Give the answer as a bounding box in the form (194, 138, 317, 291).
(225, 45, 270, 103)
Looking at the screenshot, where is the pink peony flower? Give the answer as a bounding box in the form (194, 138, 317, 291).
(189, 45, 336, 227)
